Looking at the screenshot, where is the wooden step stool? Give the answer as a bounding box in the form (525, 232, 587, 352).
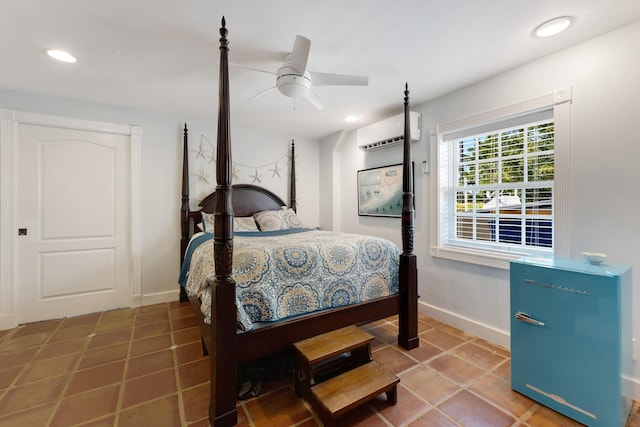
(293, 325, 399, 426)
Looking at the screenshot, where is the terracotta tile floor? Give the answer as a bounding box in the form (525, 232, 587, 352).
(1, 302, 639, 426)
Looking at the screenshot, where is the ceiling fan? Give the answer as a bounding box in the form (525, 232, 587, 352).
(239, 35, 369, 110)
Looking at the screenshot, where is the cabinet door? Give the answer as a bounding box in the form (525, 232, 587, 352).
(510, 263, 621, 426)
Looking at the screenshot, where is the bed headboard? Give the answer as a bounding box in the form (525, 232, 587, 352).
(198, 184, 285, 216)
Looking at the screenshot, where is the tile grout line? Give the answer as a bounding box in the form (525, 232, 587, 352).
(238, 400, 257, 427)
(0, 326, 25, 410)
(101, 304, 186, 425)
(462, 375, 525, 424)
(516, 403, 541, 425)
(375, 383, 436, 426)
(365, 403, 395, 427)
(415, 326, 515, 425)
(112, 307, 143, 426)
(0, 321, 65, 421)
(44, 311, 104, 426)
(289, 398, 320, 427)
(363, 319, 463, 426)
(444, 342, 536, 425)
(373, 320, 516, 426)
(168, 302, 191, 426)
(414, 322, 537, 426)
(396, 358, 466, 424)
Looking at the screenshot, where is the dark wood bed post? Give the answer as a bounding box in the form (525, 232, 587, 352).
(398, 83, 419, 349)
(210, 17, 238, 427)
(180, 124, 190, 302)
(290, 140, 297, 212)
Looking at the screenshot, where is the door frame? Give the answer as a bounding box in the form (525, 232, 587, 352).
(0, 109, 142, 329)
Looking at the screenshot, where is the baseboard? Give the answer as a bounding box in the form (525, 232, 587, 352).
(140, 289, 180, 306)
(0, 312, 17, 331)
(130, 293, 142, 308)
(417, 300, 510, 350)
(624, 375, 640, 403)
(1, 291, 180, 331)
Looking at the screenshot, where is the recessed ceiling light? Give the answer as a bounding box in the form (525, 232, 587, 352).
(344, 115, 357, 122)
(534, 16, 573, 38)
(46, 49, 77, 63)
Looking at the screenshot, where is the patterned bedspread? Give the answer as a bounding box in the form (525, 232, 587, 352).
(179, 228, 400, 331)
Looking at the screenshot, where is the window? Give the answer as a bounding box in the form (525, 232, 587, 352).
(430, 89, 572, 269)
(455, 119, 554, 250)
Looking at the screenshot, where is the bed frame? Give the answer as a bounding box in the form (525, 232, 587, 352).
(179, 18, 418, 427)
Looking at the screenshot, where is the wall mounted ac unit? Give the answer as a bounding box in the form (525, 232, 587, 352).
(357, 111, 421, 151)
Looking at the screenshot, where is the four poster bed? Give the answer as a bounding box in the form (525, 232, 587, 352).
(178, 18, 418, 427)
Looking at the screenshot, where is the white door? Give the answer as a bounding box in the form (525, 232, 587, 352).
(16, 123, 132, 323)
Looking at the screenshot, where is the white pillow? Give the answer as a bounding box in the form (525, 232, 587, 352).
(234, 217, 259, 232)
(253, 208, 303, 231)
(201, 212, 215, 233)
(200, 212, 259, 232)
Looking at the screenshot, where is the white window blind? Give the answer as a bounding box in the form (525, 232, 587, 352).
(451, 119, 554, 253)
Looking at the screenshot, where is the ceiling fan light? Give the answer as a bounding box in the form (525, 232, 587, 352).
(46, 49, 77, 63)
(534, 16, 573, 38)
(278, 83, 310, 98)
(276, 72, 312, 98)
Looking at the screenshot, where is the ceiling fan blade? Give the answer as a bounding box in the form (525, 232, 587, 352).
(305, 88, 326, 110)
(310, 71, 369, 87)
(249, 86, 277, 103)
(289, 35, 311, 74)
(230, 63, 276, 76)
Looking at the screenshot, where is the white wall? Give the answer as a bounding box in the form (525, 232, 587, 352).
(181, 120, 320, 228)
(318, 130, 352, 231)
(0, 90, 319, 312)
(321, 128, 422, 246)
(323, 21, 640, 393)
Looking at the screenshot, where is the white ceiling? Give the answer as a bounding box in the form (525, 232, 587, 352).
(2, 0, 640, 140)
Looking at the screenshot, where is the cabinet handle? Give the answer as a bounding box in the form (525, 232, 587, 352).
(515, 311, 545, 326)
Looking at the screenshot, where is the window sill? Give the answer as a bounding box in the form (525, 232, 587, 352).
(429, 245, 534, 270)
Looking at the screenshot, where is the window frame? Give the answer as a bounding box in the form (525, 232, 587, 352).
(430, 88, 572, 269)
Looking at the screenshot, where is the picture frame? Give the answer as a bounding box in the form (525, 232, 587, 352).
(357, 163, 413, 217)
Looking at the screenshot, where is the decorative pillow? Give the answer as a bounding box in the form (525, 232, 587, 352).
(201, 212, 215, 233)
(281, 208, 303, 228)
(234, 217, 259, 232)
(253, 208, 303, 231)
(201, 213, 260, 233)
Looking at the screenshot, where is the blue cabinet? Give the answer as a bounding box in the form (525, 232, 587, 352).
(510, 257, 632, 426)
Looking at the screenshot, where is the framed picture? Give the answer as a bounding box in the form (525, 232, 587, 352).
(357, 163, 413, 217)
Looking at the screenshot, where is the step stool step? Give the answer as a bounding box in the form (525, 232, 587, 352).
(293, 325, 374, 398)
(293, 325, 374, 364)
(310, 360, 399, 426)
